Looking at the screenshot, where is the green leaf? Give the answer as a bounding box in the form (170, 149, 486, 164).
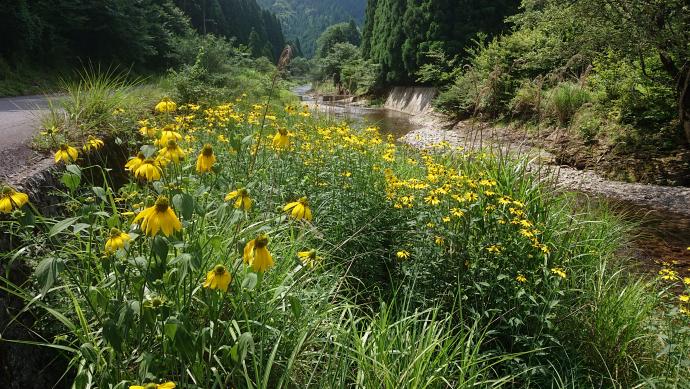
(141, 145, 157, 158)
(242, 273, 258, 291)
(172, 193, 195, 220)
(66, 164, 81, 176)
(103, 318, 123, 353)
(152, 236, 169, 261)
(34, 257, 64, 295)
(288, 295, 302, 319)
(164, 317, 196, 359)
(61, 170, 81, 192)
(230, 332, 254, 363)
(49, 217, 80, 237)
(92, 186, 107, 202)
(153, 181, 165, 194)
(80, 342, 99, 364)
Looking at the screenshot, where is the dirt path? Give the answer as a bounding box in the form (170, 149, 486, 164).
(0, 95, 53, 181)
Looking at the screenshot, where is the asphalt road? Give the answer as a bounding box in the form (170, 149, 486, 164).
(0, 95, 52, 180)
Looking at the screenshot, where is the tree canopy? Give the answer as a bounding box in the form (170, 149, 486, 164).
(257, 0, 366, 58)
(361, 0, 520, 84)
(315, 21, 361, 58)
(0, 0, 285, 75)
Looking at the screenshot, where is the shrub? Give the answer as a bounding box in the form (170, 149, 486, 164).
(571, 106, 605, 144)
(510, 80, 544, 119)
(547, 82, 591, 126)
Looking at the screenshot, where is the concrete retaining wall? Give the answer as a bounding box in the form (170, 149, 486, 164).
(384, 87, 437, 116)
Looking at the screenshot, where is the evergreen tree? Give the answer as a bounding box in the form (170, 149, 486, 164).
(248, 28, 263, 58)
(256, 0, 366, 58)
(362, 0, 520, 84)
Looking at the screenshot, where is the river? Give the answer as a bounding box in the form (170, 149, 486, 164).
(295, 85, 690, 276)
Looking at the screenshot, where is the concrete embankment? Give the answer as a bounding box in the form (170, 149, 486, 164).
(383, 86, 437, 115)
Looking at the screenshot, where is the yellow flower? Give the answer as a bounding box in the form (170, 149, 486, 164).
(129, 382, 176, 389)
(487, 245, 502, 254)
(243, 234, 274, 272)
(139, 125, 156, 137)
(83, 136, 104, 152)
(680, 295, 690, 303)
(134, 159, 162, 181)
(54, 144, 78, 163)
(298, 249, 322, 268)
(396, 250, 410, 260)
(284, 197, 313, 221)
(451, 208, 464, 218)
(133, 196, 182, 237)
(684, 277, 690, 286)
(550, 267, 567, 279)
(225, 188, 252, 210)
(159, 129, 182, 144)
(659, 268, 679, 281)
(155, 97, 177, 113)
(125, 152, 146, 172)
(516, 274, 527, 283)
(203, 264, 232, 292)
(0, 186, 29, 213)
(273, 128, 289, 149)
(434, 236, 444, 246)
(196, 144, 216, 173)
(424, 194, 440, 206)
(105, 228, 131, 253)
(159, 140, 185, 163)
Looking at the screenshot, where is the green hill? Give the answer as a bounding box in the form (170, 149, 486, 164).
(257, 0, 366, 57)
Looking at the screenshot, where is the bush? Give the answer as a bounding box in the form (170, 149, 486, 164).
(572, 106, 605, 144)
(171, 41, 284, 105)
(547, 82, 591, 126)
(35, 66, 163, 151)
(510, 80, 544, 119)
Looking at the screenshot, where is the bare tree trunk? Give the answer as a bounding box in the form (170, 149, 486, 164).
(679, 63, 690, 145)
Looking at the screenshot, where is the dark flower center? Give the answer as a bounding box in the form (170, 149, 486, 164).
(154, 196, 170, 212)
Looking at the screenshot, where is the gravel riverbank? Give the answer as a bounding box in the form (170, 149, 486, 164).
(401, 112, 690, 217)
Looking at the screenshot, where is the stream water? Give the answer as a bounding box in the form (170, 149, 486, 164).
(295, 85, 690, 275)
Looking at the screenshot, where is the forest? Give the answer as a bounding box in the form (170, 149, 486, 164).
(257, 0, 366, 57)
(0, 0, 284, 94)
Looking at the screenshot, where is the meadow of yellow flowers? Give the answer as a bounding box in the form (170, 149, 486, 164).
(2, 95, 689, 387)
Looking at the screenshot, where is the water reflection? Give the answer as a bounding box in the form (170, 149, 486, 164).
(308, 102, 417, 138)
(294, 86, 416, 138)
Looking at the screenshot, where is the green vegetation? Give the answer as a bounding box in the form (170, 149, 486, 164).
(309, 22, 378, 95)
(426, 0, 689, 182)
(361, 0, 519, 84)
(257, 0, 366, 57)
(0, 0, 285, 96)
(1, 63, 690, 386)
(174, 0, 285, 61)
(2, 1, 690, 388)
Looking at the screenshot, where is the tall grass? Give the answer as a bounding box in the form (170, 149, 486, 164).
(548, 82, 591, 126)
(36, 66, 162, 151)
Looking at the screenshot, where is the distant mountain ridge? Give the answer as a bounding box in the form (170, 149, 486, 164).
(257, 0, 366, 57)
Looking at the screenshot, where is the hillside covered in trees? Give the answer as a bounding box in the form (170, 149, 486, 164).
(362, 0, 520, 84)
(0, 0, 285, 94)
(257, 0, 366, 57)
